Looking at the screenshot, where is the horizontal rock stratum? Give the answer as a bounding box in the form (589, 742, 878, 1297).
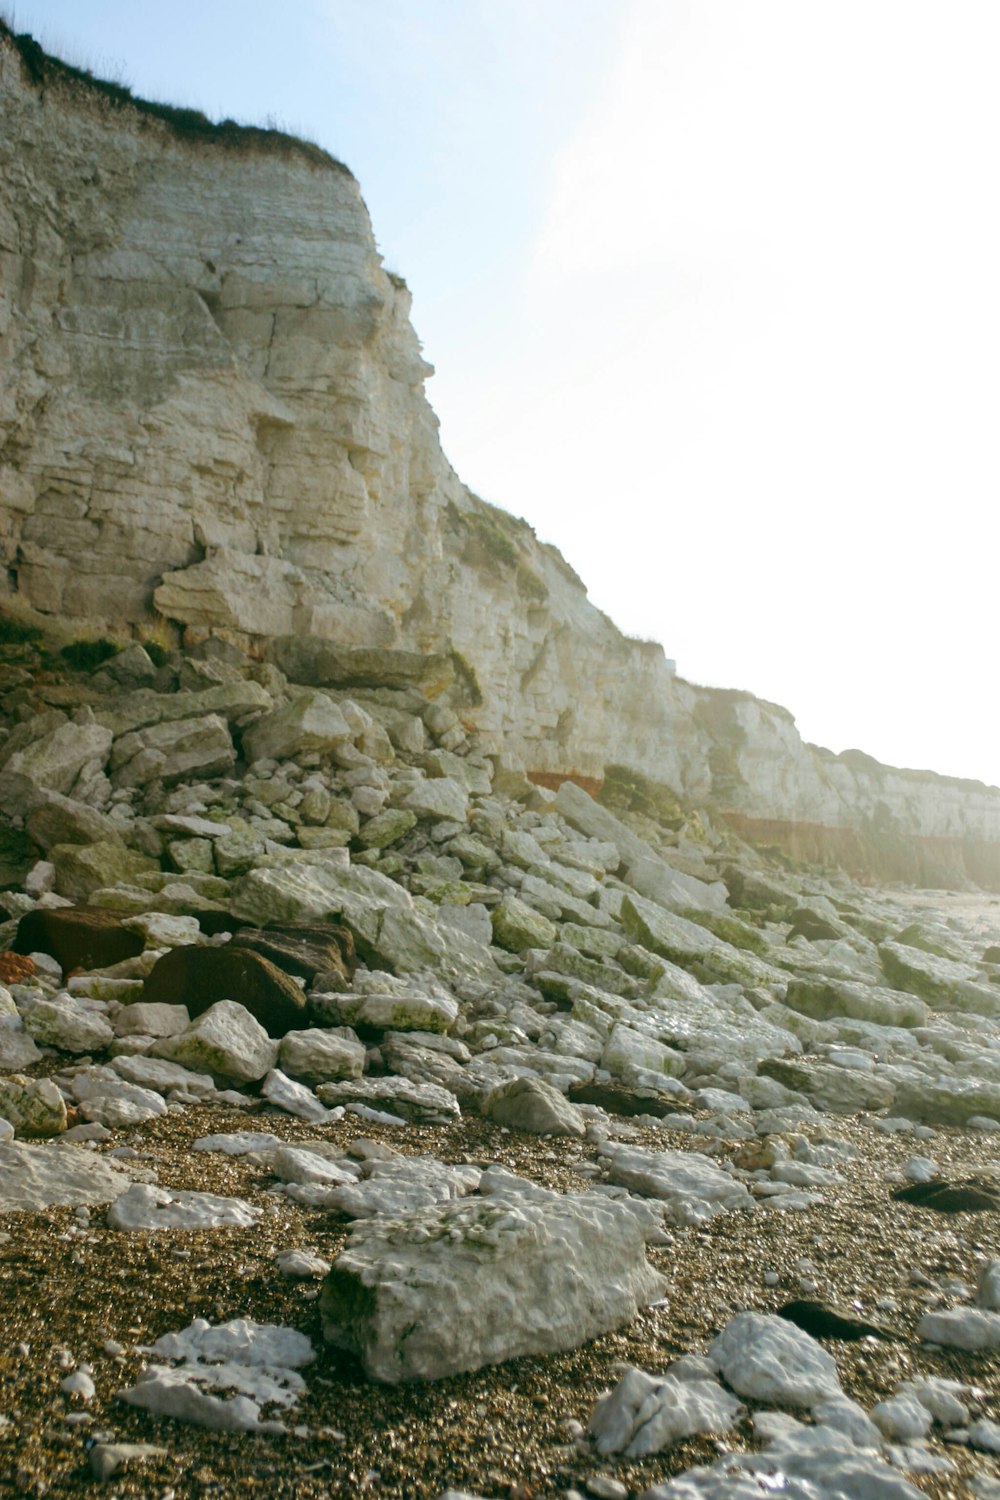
(1, 22, 1000, 886)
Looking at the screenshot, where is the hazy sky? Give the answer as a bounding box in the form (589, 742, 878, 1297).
(11, 1, 1000, 787)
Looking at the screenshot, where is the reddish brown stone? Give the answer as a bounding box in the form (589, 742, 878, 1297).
(142, 943, 309, 1038)
(0, 951, 35, 985)
(527, 770, 604, 797)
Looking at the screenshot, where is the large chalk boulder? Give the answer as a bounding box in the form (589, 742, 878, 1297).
(152, 1001, 279, 1084)
(319, 1188, 665, 1382)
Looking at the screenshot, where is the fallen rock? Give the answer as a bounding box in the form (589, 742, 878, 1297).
(49, 840, 159, 901)
(0, 718, 112, 818)
(261, 1068, 337, 1123)
(708, 1311, 842, 1407)
(776, 1300, 896, 1341)
(481, 1075, 586, 1137)
(230, 921, 356, 990)
(0, 1020, 43, 1071)
(403, 777, 470, 824)
(269, 639, 454, 696)
(318, 1156, 480, 1219)
(110, 1054, 216, 1097)
(315, 1076, 461, 1125)
(108, 1183, 262, 1231)
(274, 1249, 332, 1279)
(320, 1189, 665, 1381)
(918, 1307, 1000, 1349)
(0, 1142, 133, 1211)
(599, 1143, 755, 1226)
(0, 1075, 67, 1138)
(568, 1080, 684, 1119)
(25, 789, 123, 851)
(82, 1090, 168, 1130)
(143, 945, 309, 1038)
(119, 1317, 314, 1432)
(892, 1178, 1000, 1213)
(278, 1027, 366, 1084)
(0, 952, 36, 987)
(90, 1443, 168, 1482)
(241, 691, 351, 763)
(977, 1260, 1000, 1310)
(758, 1057, 895, 1114)
(784, 978, 927, 1030)
(113, 1001, 190, 1038)
(588, 1364, 743, 1457)
(12, 906, 145, 974)
(880, 939, 1000, 1017)
(22, 996, 114, 1054)
(311, 984, 458, 1034)
(491, 894, 558, 953)
(152, 1000, 279, 1084)
(111, 713, 235, 788)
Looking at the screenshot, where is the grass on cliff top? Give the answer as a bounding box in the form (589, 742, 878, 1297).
(1, 20, 351, 174)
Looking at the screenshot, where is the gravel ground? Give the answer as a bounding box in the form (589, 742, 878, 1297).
(2, 1103, 1000, 1500)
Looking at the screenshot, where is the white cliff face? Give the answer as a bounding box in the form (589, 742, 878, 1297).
(2, 30, 999, 884)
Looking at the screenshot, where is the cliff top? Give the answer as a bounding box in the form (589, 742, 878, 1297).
(0, 20, 352, 175)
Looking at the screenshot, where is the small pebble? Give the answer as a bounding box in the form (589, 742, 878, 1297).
(61, 1368, 96, 1400)
(585, 1478, 628, 1500)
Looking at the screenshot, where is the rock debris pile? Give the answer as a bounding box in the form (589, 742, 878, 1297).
(1, 635, 1000, 1497)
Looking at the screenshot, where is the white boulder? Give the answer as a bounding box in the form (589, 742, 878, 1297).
(708, 1312, 842, 1407)
(588, 1365, 743, 1456)
(320, 1187, 664, 1382)
(108, 1183, 262, 1231)
(152, 1001, 279, 1084)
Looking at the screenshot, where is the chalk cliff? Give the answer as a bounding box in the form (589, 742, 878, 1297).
(2, 25, 998, 887)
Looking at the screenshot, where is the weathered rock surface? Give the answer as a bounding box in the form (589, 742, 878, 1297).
(481, 1075, 586, 1137)
(142, 945, 309, 1037)
(708, 1312, 842, 1407)
(0, 1141, 133, 1210)
(320, 1190, 665, 1382)
(13, 907, 145, 973)
(153, 1001, 279, 1084)
(0, 1074, 67, 1137)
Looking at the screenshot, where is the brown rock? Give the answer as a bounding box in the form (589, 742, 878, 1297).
(567, 1080, 684, 1119)
(12, 908, 144, 975)
(229, 922, 355, 991)
(142, 944, 309, 1037)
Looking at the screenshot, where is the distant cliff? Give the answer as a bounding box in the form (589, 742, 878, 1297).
(2, 23, 999, 887)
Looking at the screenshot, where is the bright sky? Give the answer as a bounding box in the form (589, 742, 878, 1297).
(11, 1, 1000, 787)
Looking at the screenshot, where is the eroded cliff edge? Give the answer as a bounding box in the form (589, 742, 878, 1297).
(2, 25, 998, 888)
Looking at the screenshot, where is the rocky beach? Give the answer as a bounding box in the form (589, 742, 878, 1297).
(0, 634, 999, 1498)
(2, 22, 1000, 1500)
